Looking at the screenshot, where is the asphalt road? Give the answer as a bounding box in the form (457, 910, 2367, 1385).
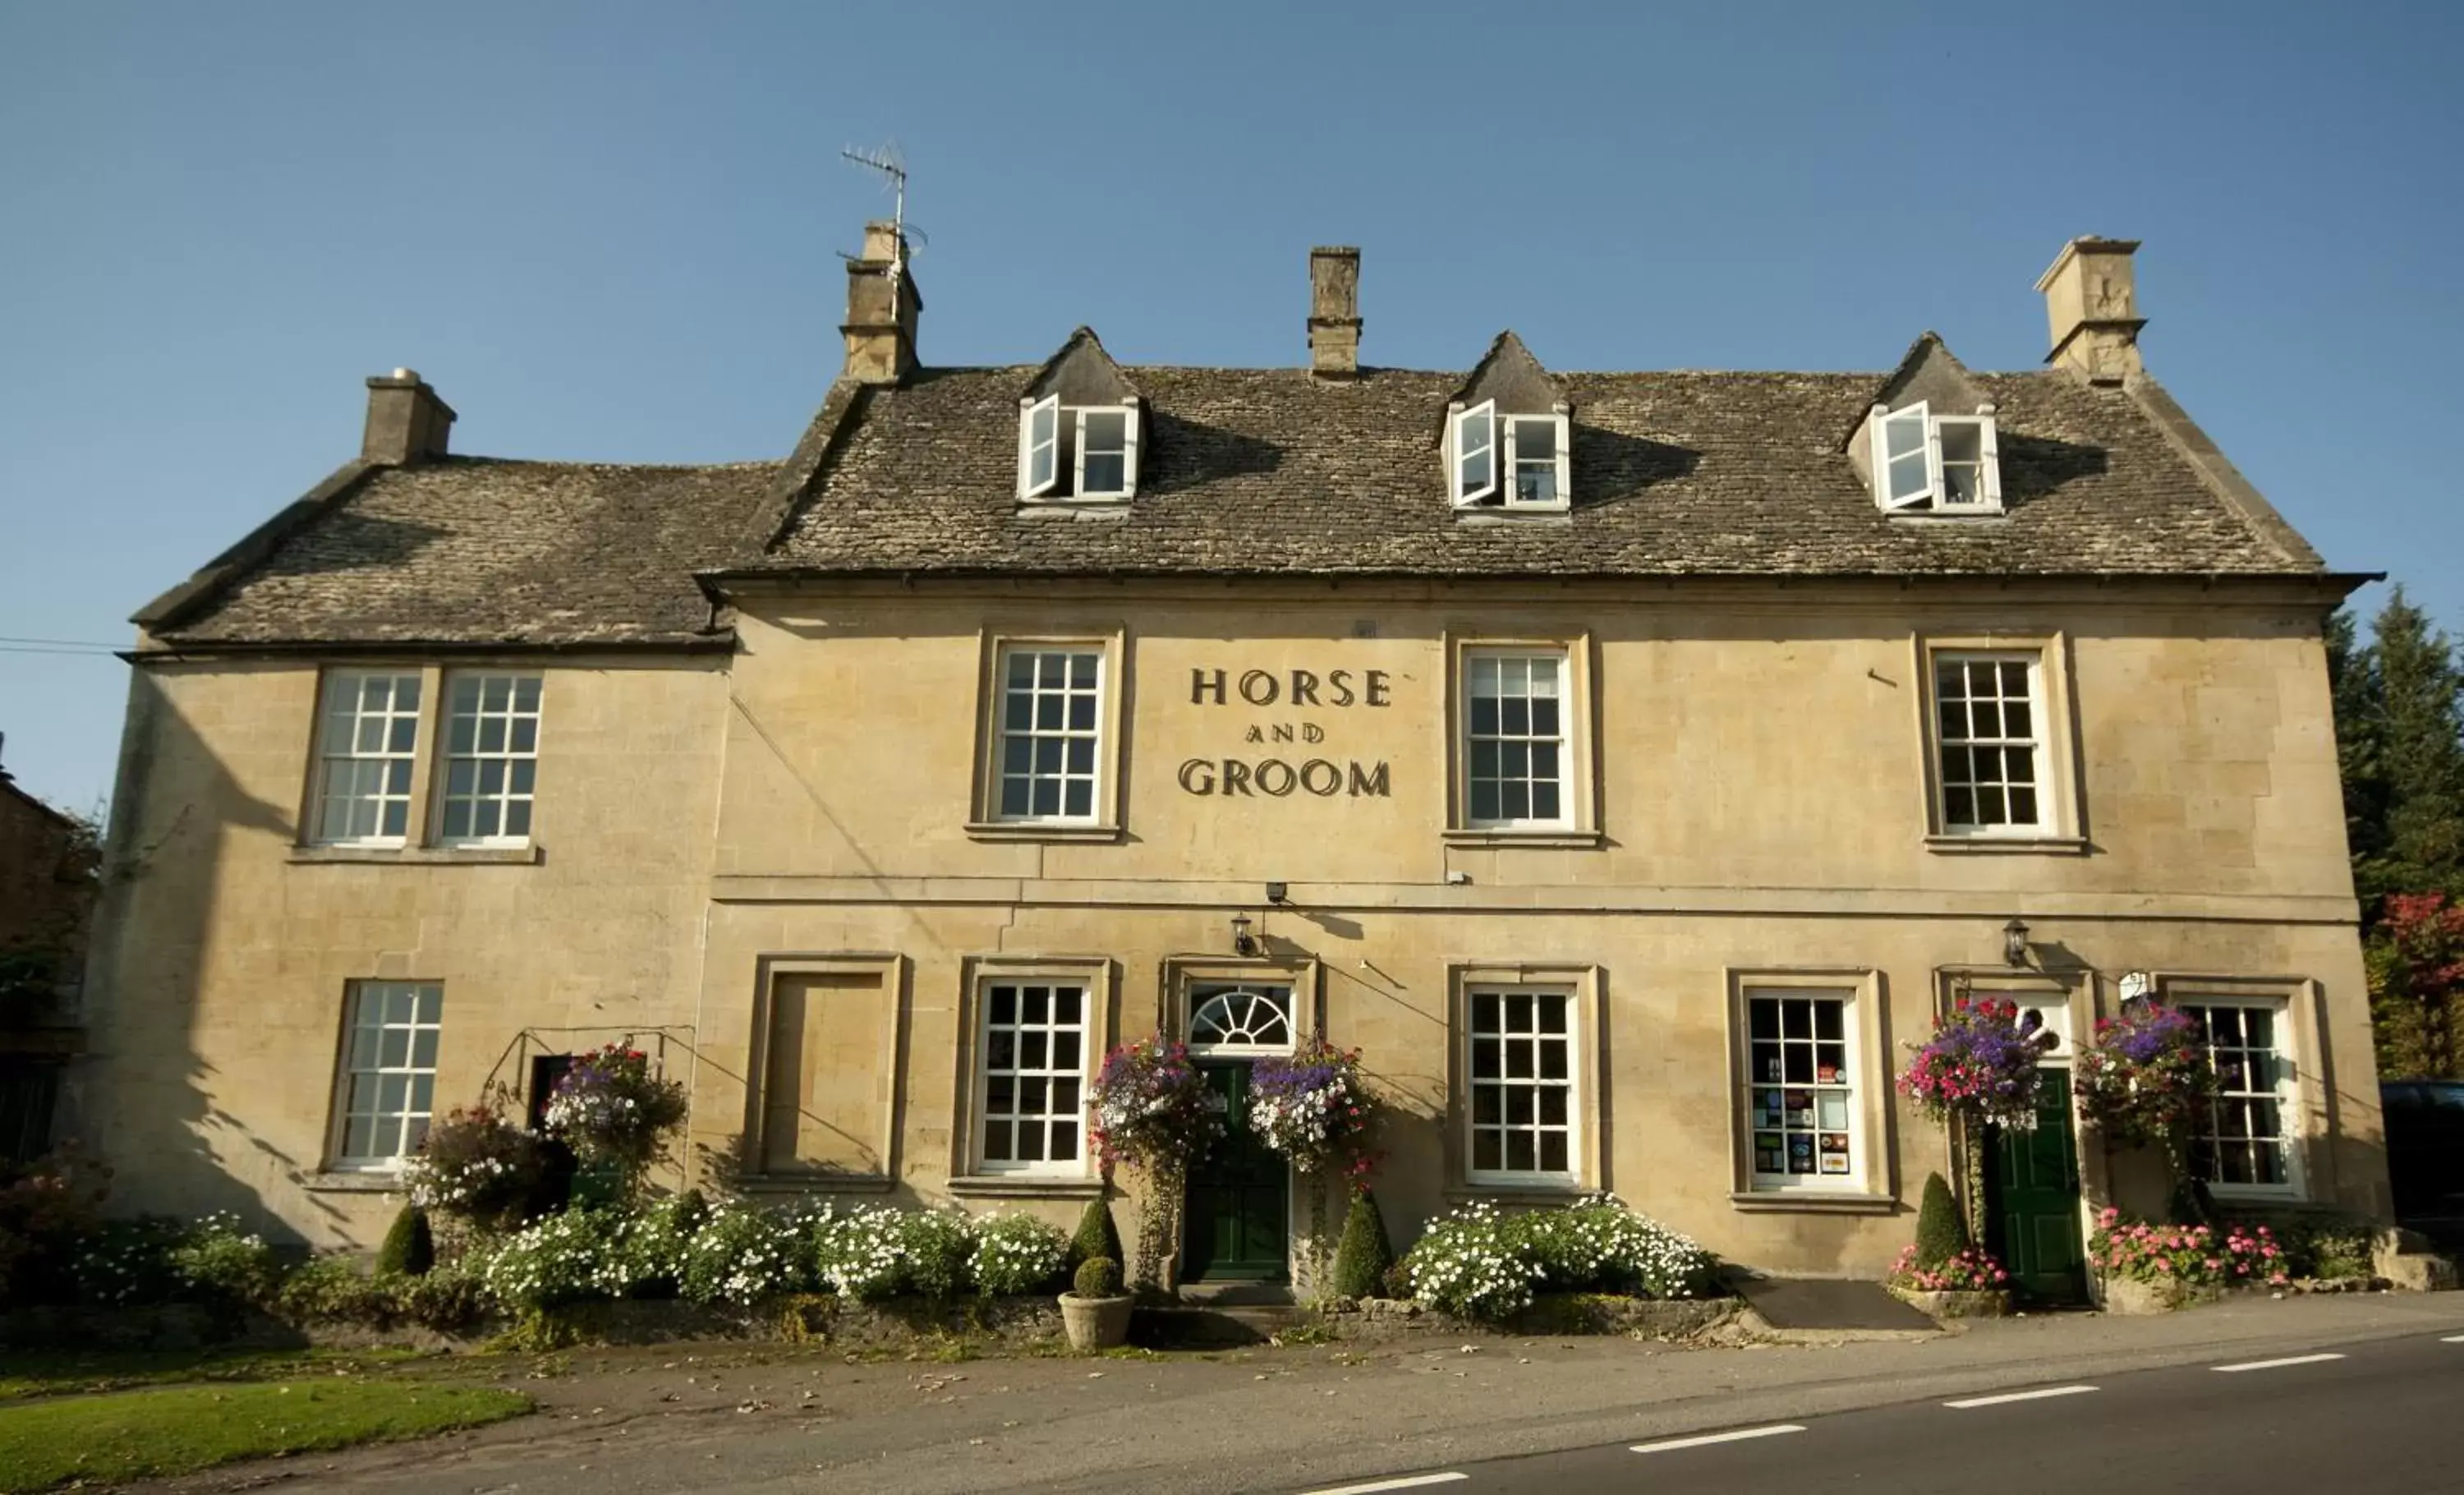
(1306, 1330, 2464, 1495)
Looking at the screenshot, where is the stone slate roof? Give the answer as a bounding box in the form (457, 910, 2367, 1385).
(145, 356, 2330, 649)
(154, 458, 780, 646)
(760, 364, 2323, 580)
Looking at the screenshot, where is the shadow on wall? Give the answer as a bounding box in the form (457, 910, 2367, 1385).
(66, 666, 357, 1247)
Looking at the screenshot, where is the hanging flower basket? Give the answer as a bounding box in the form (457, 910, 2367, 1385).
(1248, 1037, 1378, 1185)
(543, 1042, 688, 1190)
(2074, 998, 2217, 1148)
(1896, 995, 2055, 1129)
(1087, 1036, 1219, 1175)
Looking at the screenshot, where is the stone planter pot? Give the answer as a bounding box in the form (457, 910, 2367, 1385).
(2099, 1276, 2223, 1315)
(1887, 1286, 2011, 1319)
(1059, 1292, 1133, 1350)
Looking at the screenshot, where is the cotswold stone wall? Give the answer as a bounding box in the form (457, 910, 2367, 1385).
(80, 577, 2384, 1278)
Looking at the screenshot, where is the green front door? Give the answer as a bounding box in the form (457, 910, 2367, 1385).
(1988, 1065, 2089, 1304)
(1182, 1062, 1289, 1282)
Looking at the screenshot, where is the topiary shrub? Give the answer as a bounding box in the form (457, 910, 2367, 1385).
(1328, 1190, 1394, 1300)
(1073, 1256, 1123, 1299)
(1068, 1198, 1124, 1272)
(377, 1205, 435, 1278)
(1914, 1172, 1965, 1268)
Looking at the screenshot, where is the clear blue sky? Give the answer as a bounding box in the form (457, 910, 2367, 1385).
(3, 2, 2458, 814)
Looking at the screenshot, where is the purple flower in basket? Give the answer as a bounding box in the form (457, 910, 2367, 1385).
(1896, 996, 2056, 1128)
(1248, 1038, 1377, 1180)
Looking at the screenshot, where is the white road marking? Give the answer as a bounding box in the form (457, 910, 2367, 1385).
(1630, 1424, 1807, 1453)
(1300, 1474, 1469, 1495)
(2211, 1353, 2347, 1373)
(1943, 1385, 2099, 1409)
(2443, 1335, 2464, 1343)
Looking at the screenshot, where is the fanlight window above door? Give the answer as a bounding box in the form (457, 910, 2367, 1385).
(1187, 985, 1294, 1056)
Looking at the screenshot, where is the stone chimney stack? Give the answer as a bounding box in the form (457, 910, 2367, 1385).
(1308, 246, 1362, 378)
(361, 369, 455, 466)
(2035, 237, 2145, 384)
(841, 219, 922, 384)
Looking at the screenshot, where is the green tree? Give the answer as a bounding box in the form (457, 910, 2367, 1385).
(2368, 589, 2464, 899)
(2326, 605, 2389, 882)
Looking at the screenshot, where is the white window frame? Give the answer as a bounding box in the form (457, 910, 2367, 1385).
(1071, 403, 1140, 499)
(1501, 412, 1572, 511)
(1871, 400, 2002, 514)
(1018, 393, 1061, 499)
(435, 672, 542, 849)
(990, 643, 1108, 825)
(329, 979, 443, 1171)
(1933, 412, 2001, 511)
(2180, 993, 2303, 1199)
(1740, 987, 1864, 1194)
(1464, 984, 1582, 1186)
(1449, 399, 1498, 507)
(1932, 650, 2050, 837)
(971, 976, 1092, 1176)
(1184, 982, 1298, 1059)
(310, 669, 424, 847)
(1019, 395, 1139, 503)
(1460, 647, 1572, 830)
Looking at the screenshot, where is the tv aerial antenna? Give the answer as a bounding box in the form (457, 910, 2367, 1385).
(840, 144, 926, 297)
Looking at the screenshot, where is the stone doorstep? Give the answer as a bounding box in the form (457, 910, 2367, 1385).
(1135, 1304, 1304, 1347)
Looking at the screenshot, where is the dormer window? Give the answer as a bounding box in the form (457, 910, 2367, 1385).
(1873, 401, 2001, 514)
(1450, 400, 1570, 511)
(1019, 394, 1140, 502)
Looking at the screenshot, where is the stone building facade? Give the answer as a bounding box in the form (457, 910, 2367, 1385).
(2, 740, 95, 1159)
(74, 228, 2382, 1296)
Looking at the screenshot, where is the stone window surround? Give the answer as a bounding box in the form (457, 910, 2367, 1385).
(1156, 954, 1325, 1051)
(738, 952, 907, 1194)
(1911, 630, 2088, 855)
(945, 954, 1115, 1201)
(963, 625, 1130, 844)
(1724, 966, 1896, 1213)
(1440, 628, 1602, 849)
(1441, 962, 1606, 1203)
(306, 668, 423, 849)
(293, 661, 551, 864)
(322, 978, 444, 1173)
(2150, 971, 2324, 1205)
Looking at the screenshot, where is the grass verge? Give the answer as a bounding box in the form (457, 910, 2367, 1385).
(0, 1379, 531, 1493)
(0, 1346, 428, 1401)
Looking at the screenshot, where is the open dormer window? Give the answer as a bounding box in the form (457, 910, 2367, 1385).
(1873, 401, 2001, 513)
(1019, 394, 1140, 502)
(1450, 400, 1569, 511)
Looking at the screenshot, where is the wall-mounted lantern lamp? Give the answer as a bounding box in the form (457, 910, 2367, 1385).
(2002, 917, 2032, 968)
(1230, 913, 1257, 958)
(1265, 881, 1289, 905)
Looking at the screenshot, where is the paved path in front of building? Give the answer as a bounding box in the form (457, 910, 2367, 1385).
(1731, 1274, 1938, 1332)
(142, 1292, 2464, 1495)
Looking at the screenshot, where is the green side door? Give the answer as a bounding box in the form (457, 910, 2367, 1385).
(1988, 1065, 2089, 1304)
(1181, 1062, 1289, 1282)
